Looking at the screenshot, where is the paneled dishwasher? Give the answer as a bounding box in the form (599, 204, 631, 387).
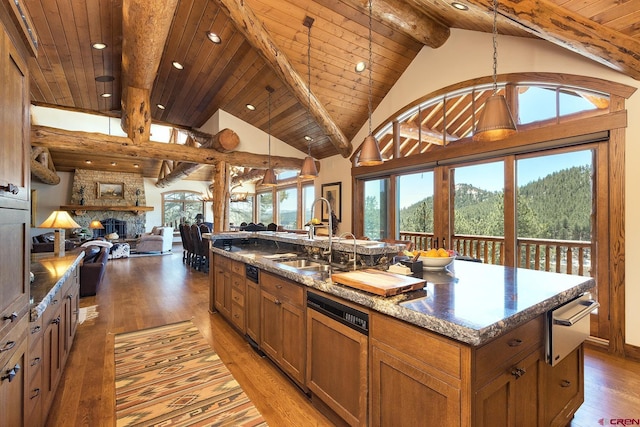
(306, 292, 369, 427)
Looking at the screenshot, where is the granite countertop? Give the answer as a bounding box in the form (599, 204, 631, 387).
(205, 230, 403, 256)
(30, 250, 85, 321)
(211, 244, 595, 346)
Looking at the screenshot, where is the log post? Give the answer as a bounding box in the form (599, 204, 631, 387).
(212, 161, 229, 232)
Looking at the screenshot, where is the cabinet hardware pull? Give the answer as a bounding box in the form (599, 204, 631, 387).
(508, 338, 523, 347)
(30, 388, 41, 399)
(0, 340, 16, 353)
(1, 363, 20, 382)
(274, 299, 282, 305)
(510, 367, 526, 379)
(276, 285, 283, 289)
(560, 379, 571, 387)
(2, 312, 18, 322)
(31, 326, 41, 334)
(52, 299, 59, 305)
(0, 183, 19, 194)
(52, 316, 61, 325)
(31, 357, 41, 367)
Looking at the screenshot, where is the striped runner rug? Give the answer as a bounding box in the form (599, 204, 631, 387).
(114, 320, 267, 427)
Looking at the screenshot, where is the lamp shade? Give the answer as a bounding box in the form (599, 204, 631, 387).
(473, 94, 517, 142)
(89, 220, 104, 229)
(38, 210, 81, 229)
(262, 168, 277, 186)
(299, 155, 318, 179)
(358, 135, 383, 166)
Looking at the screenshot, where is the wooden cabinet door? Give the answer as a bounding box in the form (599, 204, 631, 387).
(245, 280, 260, 344)
(545, 345, 584, 427)
(474, 349, 543, 427)
(370, 341, 461, 427)
(0, 209, 29, 327)
(280, 301, 305, 385)
(42, 309, 62, 413)
(0, 26, 30, 209)
(259, 290, 281, 361)
(213, 267, 231, 319)
(0, 337, 26, 427)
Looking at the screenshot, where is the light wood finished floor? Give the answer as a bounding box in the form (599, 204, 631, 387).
(45, 247, 640, 426)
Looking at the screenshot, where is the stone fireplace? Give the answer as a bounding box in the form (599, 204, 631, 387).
(70, 169, 147, 238)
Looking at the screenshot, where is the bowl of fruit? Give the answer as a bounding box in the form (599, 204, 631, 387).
(418, 248, 456, 271)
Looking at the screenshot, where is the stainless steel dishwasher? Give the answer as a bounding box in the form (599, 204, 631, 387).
(306, 292, 369, 426)
(546, 292, 599, 366)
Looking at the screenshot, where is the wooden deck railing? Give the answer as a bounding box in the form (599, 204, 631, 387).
(399, 231, 592, 276)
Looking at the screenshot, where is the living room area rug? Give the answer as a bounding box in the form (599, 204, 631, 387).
(114, 320, 267, 427)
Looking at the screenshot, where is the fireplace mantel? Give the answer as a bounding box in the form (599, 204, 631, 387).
(60, 205, 154, 216)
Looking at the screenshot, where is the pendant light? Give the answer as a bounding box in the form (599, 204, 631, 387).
(473, 0, 517, 142)
(358, 0, 383, 166)
(299, 16, 319, 179)
(262, 85, 277, 186)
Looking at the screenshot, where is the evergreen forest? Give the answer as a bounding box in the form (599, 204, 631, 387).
(386, 165, 593, 241)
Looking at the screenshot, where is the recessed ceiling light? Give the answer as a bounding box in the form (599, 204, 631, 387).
(172, 61, 184, 70)
(207, 32, 221, 44)
(246, 104, 256, 111)
(85, 160, 92, 164)
(111, 162, 117, 166)
(95, 75, 115, 82)
(92, 42, 107, 50)
(101, 93, 112, 98)
(304, 135, 313, 141)
(451, 2, 469, 10)
(355, 61, 367, 73)
(157, 104, 166, 110)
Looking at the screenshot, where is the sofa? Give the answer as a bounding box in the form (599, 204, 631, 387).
(136, 226, 174, 253)
(32, 232, 77, 253)
(79, 245, 109, 297)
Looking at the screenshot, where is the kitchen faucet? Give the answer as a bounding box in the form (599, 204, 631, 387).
(337, 231, 357, 271)
(309, 197, 333, 265)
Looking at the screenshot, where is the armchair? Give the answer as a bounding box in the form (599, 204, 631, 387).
(136, 226, 174, 253)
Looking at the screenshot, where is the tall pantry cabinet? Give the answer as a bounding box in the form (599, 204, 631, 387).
(0, 1, 35, 426)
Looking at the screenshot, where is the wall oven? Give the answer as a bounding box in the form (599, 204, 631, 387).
(546, 292, 599, 366)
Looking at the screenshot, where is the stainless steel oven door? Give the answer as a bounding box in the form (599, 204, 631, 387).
(546, 292, 599, 366)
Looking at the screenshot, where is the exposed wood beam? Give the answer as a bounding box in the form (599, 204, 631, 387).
(394, 122, 458, 145)
(463, 0, 640, 81)
(217, 0, 353, 158)
(342, 0, 449, 48)
(155, 129, 240, 188)
(121, 0, 179, 142)
(30, 147, 60, 185)
(31, 126, 308, 170)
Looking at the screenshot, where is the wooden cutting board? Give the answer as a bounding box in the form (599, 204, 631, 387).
(331, 269, 426, 296)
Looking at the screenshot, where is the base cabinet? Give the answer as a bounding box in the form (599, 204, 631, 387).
(245, 280, 260, 344)
(0, 337, 27, 427)
(260, 271, 306, 388)
(544, 345, 584, 426)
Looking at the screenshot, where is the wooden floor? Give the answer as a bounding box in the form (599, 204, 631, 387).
(45, 246, 640, 426)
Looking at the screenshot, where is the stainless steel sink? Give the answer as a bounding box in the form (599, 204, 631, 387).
(277, 259, 322, 268)
(299, 264, 332, 272)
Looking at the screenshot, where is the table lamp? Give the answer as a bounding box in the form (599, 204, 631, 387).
(89, 220, 104, 238)
(38, 210, 81, 257)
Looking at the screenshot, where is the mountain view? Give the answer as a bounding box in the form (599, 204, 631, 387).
(395, 165, 592, 241)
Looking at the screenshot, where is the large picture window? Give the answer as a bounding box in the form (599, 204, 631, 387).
(162, 191, 204, 228)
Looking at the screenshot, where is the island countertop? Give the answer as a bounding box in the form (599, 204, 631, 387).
(30, 250, 85, 321)
(211, 243, 595, 346)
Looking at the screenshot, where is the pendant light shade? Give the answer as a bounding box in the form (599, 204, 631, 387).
(473, 94, 517, 142)
(300, 155, 318, 179)
(473, 0, 517, 142)
(359, 0, 383, 166)
(300, 16, 318, 180)
(263, 85, 277, 186)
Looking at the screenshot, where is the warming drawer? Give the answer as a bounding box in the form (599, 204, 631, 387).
(546, 292, 599, 366)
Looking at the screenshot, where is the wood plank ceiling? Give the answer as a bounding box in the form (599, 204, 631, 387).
(23, 0, 640, 182)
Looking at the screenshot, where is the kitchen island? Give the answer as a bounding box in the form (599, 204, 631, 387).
(209, 232, 594, 426)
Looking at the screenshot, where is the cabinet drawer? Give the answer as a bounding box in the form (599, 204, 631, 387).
(214, 255, 230, 270)
(231, 274, 245, 291)
(230, 260, 244, 276)
(42, 296, 63, 329)
(231, 302, 245, 331)
(29, 316, 44, 342)
(231, 288, 245, 307)
(26, 366, 43, 424)
(475, 315, 543, 385)
(0, 314, 27, 369)
(261, 272, 304, 307)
